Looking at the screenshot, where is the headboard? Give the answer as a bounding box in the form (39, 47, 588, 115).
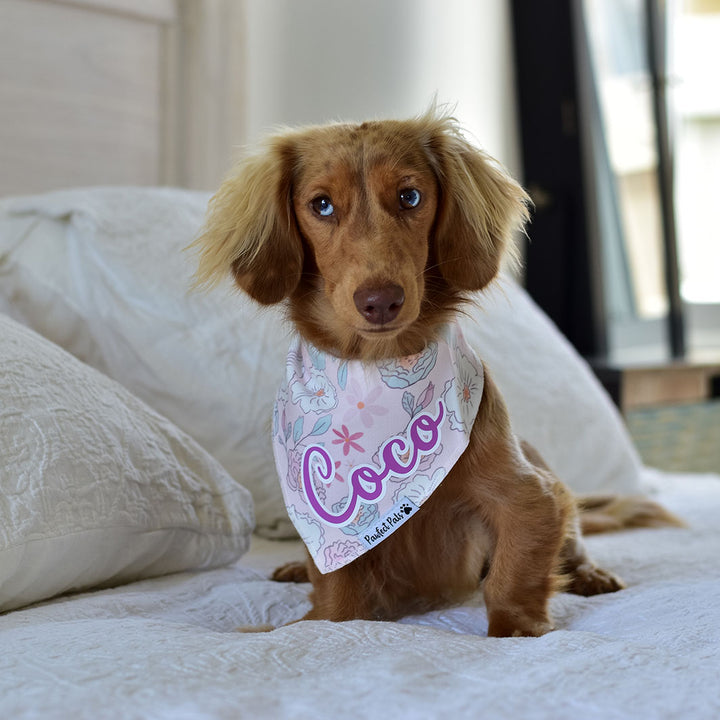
(0, 0, 246, 196)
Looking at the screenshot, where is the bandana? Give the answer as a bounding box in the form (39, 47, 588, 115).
(271, 322, 484, 574)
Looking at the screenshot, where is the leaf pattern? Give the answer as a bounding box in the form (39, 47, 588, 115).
(310, 415, 332, 436)
(337, 361, 348, 390)
(402, 391, 415, 418)
(293, 417, 304, 443)
(308, 345, 326, 371)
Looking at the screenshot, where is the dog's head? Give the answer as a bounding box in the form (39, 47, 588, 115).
(193, 110, 529, 359)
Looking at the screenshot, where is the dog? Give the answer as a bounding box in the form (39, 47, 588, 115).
(193, 109, 681, 637)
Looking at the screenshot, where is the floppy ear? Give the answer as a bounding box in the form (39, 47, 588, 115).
(427, 119, 530, 291)
(192, 136, 302, 305)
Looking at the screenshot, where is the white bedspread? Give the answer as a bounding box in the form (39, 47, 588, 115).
(2, 471, 719, 720)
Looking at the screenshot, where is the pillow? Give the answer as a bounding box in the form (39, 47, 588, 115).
(460, 277, 643, 495)
(0, 188, 293, 537)
(0, 314, 253, 613)
(0, 188, 641, 541)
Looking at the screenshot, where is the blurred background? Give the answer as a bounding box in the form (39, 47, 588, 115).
(1, 0, 718, 470)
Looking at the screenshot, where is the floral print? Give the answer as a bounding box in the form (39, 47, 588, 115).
(290, 370, 337, 413)
(323, 539, 365, 570)
(332, 499, 379, 536)
(442, 351, 484, 432)
(273, 323, 484, 574)
(332, 425, 365, 456)
(286, 504, 325, 558)
(391, 467, 447, 506)
(377, 342, 438, 388)
(343, 381, 388, 427)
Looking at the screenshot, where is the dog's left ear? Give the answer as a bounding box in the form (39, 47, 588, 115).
(191, 136, 302, 304)
(427, 122, 530, 291)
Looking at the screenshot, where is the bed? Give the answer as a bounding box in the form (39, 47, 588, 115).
(0, 187, 718, 720)
(2, 2, 719, 717)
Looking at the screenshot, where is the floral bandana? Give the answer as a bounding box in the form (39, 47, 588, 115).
(271, 322, 484, 574)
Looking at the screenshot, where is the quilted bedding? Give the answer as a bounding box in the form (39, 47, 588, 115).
(1, 472, 718, 720)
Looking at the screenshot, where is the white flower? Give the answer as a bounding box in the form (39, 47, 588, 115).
(442, 352, 483, 432)
(391, 467, 446, 505)
(290, 370, 338, 413)
(286, 504, 325, 557)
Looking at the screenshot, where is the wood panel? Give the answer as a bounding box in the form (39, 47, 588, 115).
(0, 0, 247, 194)
(621, 363, 720, 410)
(0, 0, 177, 196)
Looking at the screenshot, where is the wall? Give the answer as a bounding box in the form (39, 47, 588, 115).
(243, 0, 521, 175)
(0, 0, 521, 194)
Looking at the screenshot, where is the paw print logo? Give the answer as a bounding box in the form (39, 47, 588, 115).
(400, 503, 413, 516)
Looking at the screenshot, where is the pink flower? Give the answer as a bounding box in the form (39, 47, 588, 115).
(332, 425, 364, 456)
(396, 351, 424, 370)
(343, 382, 388, 428)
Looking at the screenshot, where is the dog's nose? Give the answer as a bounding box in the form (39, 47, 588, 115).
(353, 284, 405, 325)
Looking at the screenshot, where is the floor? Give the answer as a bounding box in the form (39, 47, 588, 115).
(626, 399, 720, 474)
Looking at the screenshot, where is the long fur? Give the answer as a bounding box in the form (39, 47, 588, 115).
(193, 109, 682, 636)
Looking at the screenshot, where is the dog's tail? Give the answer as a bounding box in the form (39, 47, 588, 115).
(577, 495, 686, 535)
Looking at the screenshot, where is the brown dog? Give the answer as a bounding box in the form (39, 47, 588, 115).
(194, 110, 679, 637)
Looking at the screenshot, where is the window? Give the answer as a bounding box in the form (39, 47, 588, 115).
(512, 0, 720, 364)
(671, 0, 720, 357)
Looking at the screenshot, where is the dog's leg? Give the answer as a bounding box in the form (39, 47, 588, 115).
(459, 383, 569, 637)
(272, 561, 310, 583)
(480, 474, 569, 637)
(561, 494, 684, 595)
(559, 515, 625, 596)
(520, 441, 625, 596)
(297, 561, 381, 622)
(272, 552, 379, 622)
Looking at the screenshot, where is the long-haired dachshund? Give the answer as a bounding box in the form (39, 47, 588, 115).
(193, 109, 680, 637)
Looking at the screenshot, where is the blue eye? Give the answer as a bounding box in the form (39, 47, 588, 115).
(311, 196, 334, 217)
(399, 188, 421, 209)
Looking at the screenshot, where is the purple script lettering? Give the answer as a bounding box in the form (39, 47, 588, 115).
(301, 401, 445, 526)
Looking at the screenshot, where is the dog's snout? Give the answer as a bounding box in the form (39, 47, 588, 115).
(353, 284, 405, 325)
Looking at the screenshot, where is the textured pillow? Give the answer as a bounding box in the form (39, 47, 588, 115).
(0, 188, 292, 537)
(0, 188, 641, 541)
(0, 314, 253, 613)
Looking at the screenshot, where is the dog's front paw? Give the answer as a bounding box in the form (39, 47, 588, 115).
(487, 609, 554, 638)
(272, 561, 309, 583)
(567, 563, 625, 596)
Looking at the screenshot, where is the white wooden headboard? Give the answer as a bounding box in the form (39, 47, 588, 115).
(0, 0, 246, 196)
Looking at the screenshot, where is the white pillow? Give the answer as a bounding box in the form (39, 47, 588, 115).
(0, 188, 641, 541)
(0, 188, 293, 537)
(460, 277, 642, 495)
(0, 314, 253, 613)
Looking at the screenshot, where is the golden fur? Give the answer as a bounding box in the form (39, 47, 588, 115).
(193, 109, 682, 637)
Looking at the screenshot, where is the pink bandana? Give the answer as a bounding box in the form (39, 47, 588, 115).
(272, 322, 484, 574)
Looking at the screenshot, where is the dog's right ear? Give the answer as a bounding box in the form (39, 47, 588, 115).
(423, 114, 530, 292)
(192, 136, 302, 305)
